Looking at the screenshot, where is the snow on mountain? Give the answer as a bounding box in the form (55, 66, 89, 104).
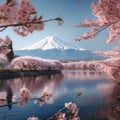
(21, 36, 85, 51)
(15, 36, 105, 61)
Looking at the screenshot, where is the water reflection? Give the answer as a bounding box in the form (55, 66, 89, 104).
(8, 73, 63, 94)
(63, 70, 111, 80)
(95, 85, 120, 120)
(0, 70, 119, 120)
(0, 73, 64, 107)
(0, 81, 13, 109)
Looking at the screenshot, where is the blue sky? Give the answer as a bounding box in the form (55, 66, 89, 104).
(0, 0, 118, 51)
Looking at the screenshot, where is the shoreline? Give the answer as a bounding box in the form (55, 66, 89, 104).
(0, 69, 61, 79)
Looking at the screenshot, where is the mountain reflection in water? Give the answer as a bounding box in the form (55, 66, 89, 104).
(0, 70, 119, 120)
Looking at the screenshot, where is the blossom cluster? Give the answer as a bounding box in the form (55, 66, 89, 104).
(76, 0, 120, 43)
(96, 46, 120, 59)
(34, 87, 52, 106)
(11, 86, 53, 108)
(11, 87, 31, 106)
(0, 86, 80, 120)
(63, 60, 98, 70)
(49, 102, 80, 120)
(97, 58, 120, 80)
(64, 102, 80, 120)
(0, 36, 11, 54)
(0, 0, 44, 36)
(56, 112, 66, 120)
(95, 46, 120, 79)
(0, 55, 9, 69)
(9, 56, 64, 71)
(27, 117, 39, 120)
(19, 87, 31, 106)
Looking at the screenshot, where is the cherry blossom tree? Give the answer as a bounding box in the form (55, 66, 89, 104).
(9, 56, 64, 71)
(75, 0, 120, 79)
(0, 37, 10, 54)
(75, 0, 120, 44)
(0, 0, 63, 55)
(95, 47, 120, 79)
(96, 46, 120, 59)
(0, 55, 9, 69)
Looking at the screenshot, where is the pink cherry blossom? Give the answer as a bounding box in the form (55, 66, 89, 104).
(65, 102, 80, 120)
(34, 87, 52, 106)
(95, 46, 120, 79)
(0, 36, 12, 54)
(96, 46, 120, 59)
(12, 95, 17, 102)
(75, 0, 120, 80)
(19, 87, 31, 106)
(27, 116, 39, 120)
(76, 0, 120, 43)
(0, 0, 62, 37)
(0, 55, 9, 69)
(57, 112, 66, 120)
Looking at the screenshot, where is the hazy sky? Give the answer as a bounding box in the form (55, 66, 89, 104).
(0, 0, 118, 51)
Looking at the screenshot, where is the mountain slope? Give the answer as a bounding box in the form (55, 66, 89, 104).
(21, 36, 85, 51)
(15, 36, 105, 61)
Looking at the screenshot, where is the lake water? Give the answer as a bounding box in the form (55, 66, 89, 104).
(0, 70, 120, 120)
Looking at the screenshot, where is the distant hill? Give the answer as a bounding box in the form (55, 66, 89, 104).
(15, 36, 105, 61)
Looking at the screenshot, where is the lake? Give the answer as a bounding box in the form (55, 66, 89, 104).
(0, 70, 120, 120)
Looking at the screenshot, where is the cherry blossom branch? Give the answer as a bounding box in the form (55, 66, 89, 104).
(46, 92, 82, 120)
(75, 19, 120, 41)
(76, 0, 120, 43)
(0, 17, 63, 29)
(0, 97, 20, 108)
(95, 19, 120, 35)
(0, 0, 63, 37)
(0, 27, 7, 32)
(0, 87, 52, 108)
(0, 87, 82, 120)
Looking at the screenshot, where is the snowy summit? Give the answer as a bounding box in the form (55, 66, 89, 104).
(16, 36, 104, 61)
(21, 36, 85, 51)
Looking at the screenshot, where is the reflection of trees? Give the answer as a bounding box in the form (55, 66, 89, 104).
(0, 73, 63, 109)
(112, 70, 120, 80)
(97, 104, 120, 120)
(96, 84, 120, 120)
(112, 84, 120, 99)
(0, 80, 13, 109)
(5, 73, 63, 94)
(63, 70, 111, 80)
(100, 84, 120, 101)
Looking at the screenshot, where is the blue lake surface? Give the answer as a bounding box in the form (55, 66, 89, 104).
(0, 70, 120, 120)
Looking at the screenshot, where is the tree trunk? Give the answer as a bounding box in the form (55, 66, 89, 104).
(6, 41, 14, 62)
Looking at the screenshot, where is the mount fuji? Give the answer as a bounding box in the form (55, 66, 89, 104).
(21, 36, 85, 51)
(15, 36, 104, 61)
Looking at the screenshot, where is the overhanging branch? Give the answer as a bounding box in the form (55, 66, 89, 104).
(0, 17, 63, 29)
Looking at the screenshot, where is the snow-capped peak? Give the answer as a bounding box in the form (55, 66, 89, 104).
(21, 36, 85, 51)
